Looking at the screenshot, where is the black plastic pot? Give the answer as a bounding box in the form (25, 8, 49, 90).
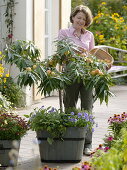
(0, 140, 20, 167)
(37, 127, 87, 163)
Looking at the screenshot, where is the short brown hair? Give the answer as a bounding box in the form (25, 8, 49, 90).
(70, 5, 93, 27)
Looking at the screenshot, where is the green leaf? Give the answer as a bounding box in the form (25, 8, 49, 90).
(24, 114, 30, 118)
(47, 137, 53, 145)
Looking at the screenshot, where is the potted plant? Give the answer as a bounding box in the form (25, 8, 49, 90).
(4, 39, 114, 109)
(26, 106, 95, 163)
(0, 111, 29, 167)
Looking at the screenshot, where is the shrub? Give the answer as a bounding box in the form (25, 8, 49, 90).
(0, 77, 25, 108)
(89, 2, 127, 62)
(0, 92, 11, 112)
(0, 112, 29, 140)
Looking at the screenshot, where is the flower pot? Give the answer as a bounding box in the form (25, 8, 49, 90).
(37, 127, 87, 163)
(0, 140, 20, 167)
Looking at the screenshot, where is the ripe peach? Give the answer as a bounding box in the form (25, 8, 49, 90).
(47, 70, 51, 75)
(33, 65, 37, 69)
(90, 70, 96, 75)
(26, 67, 32, 71)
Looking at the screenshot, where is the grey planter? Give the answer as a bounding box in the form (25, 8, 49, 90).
(0, 140, 20, 167)
(37, 127, 87, 163)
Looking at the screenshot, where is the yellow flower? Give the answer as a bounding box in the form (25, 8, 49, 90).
(3, 78, 6, 83)
(99, 40, 105, 43)
(99, 35, 104, 39)
(6, 73, 10, 77)
(101, 2, 106, 5)
(0, 64, 4, 74)
(115, 25, 119, 29)
(119, 17, 124, 23)
(0, 51, 2, 55)
(113, 13, 120, 17)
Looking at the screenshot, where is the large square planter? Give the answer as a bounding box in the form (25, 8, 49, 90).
(0, 140, 20, 167)
(37, 127, 87, 163)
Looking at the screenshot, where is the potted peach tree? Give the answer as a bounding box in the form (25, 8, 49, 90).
(4, 39, 114, 107)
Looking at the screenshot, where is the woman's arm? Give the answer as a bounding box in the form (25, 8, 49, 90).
(89, 33, 95, 51)
(58, 29, 67, 40)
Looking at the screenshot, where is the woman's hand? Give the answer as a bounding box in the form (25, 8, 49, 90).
(78, 47, 87, 54)
(72, 46, 87, 57)
(106, 64, 112, 70)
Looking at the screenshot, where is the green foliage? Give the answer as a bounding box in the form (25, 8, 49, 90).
(86, 0, 127, 17)
(4, 38, 114, 104)
(4, 40, 42, 87)
(91, 148, 123, 170)
(26, 106, 94, 143)
(89, 3, 126, 60)
(89, 2, 127, 62)
(36, 59, 71, 96)
(49, 38, 114, 104)
(4, 40, 41, 70)
(107, 112, 127, 140)
(71, 0, 85, 9)
(0, 77, 25, 107)
(89, 2, 127, 47)
(91, 128, 127, 170)
(27, 106, 66, 140)
(0, 112, 29, 140)
(0, 92, 11, 112)
(90, 113, 127, 169)
(3, 40, 71, 95)
(3, 0, 16, 45)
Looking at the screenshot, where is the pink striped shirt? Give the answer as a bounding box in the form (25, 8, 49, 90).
(58, 26, 95, 52)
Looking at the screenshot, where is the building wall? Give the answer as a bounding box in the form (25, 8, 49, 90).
(61, 0, 71, 29)
(0, 1, 6, 51)
(51, 0, 60, 52)
(0, 0, 72, 106)
(1, 0, 34, 106)
(14, 0, 34, 106)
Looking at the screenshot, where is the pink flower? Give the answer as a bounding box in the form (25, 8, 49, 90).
(8, 34, 13, 38)
(104, 146, 110, 152)
(82, 165, 90, 170)
(97, 144, 103, 150)
(107, 136, 113, 141)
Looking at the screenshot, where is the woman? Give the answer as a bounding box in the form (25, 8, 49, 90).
(58, 5, 95, 156)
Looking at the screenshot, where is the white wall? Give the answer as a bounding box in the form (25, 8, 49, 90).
(13, 0, 26, 40)
(14, 0, 33, 41)
(0, 1, 8, 50)
(6, 0, 34, 106)
(0, 0, 72, 106)
(51, 0, 60, 52)
(61, 0, 71, 29)
(26, 0, 33, 40)
(13, 0, 34, 106)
